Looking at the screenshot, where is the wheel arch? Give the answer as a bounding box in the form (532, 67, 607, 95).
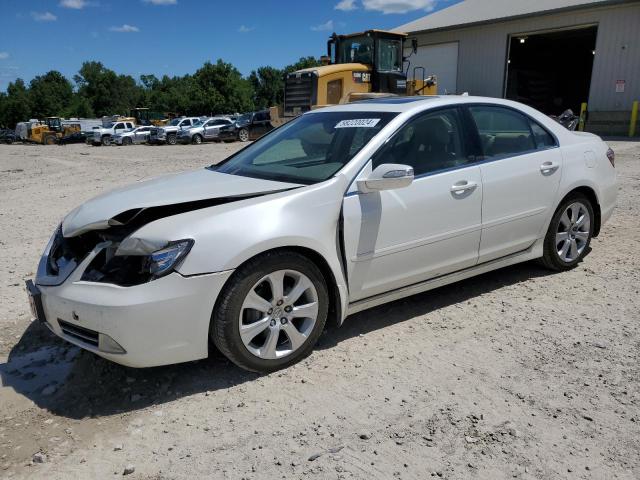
(559, 185, 602, 237)
(216, 245, 344, 329)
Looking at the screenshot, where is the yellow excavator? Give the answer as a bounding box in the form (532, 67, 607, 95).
(272, 30, 437, 125)
(26, 117, 81, 145)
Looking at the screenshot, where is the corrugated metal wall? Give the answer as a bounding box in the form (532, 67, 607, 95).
(409, 1, 640, 112)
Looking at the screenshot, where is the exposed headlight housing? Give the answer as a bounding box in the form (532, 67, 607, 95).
(81, 239, 194, 286)
(149, 240, 193, 278)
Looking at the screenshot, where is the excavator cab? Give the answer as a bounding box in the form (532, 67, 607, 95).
(328, 30, 408, 95)
(274, 29, 437, 125)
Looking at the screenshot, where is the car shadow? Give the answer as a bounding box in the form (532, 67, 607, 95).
(0, 261, 553, 419)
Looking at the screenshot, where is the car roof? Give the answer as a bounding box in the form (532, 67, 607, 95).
(312, 95, 538, 114)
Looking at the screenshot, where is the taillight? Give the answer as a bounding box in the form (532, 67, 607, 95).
(606, 147, 615, 167)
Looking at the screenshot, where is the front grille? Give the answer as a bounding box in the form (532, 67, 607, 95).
(284, 72, 316, 115)
(58, 319, 99, 347)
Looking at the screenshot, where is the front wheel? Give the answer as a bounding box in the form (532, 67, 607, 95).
(101, 136, 111, 146)
(211, 251, 329, 373)
(238, 128, 249, 142)
(192, 134, 203, 145)
(166, 133, 177, 145)
(122, 137, 133, 146)
(540, 194, 594, 271)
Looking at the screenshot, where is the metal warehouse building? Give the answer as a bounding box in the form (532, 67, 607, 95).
(395, 0, 640, 135)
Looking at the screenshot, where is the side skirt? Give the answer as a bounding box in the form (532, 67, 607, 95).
(345, 239, 543, 316)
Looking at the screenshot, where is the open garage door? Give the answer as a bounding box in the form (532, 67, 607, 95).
(505, 25, 597, 116)
(407, 42, 459, 95)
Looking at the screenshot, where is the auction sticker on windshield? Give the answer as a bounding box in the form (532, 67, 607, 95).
(335, 118, 381, 128)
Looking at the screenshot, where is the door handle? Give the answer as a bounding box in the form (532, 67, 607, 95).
(450, 180, 478, 195)
(540, 162, 560, 175)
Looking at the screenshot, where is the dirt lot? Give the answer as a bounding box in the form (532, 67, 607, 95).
(0, 141, 638, 480)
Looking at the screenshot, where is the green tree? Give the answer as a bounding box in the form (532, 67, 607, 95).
(28, 71, 73, 118)
(74, 61, 143, 116)
(194, 60, 254, 114)
(249, 66, 284, 109)
(284, 56, 321, 75)
(3, 79, 31, 128)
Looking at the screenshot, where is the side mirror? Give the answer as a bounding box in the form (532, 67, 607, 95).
(412, 38, 418, 54)
(357, 163, 414, 193)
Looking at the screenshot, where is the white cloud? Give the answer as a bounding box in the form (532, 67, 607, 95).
(142, 0, 177, 5)
(109, 24, 140, 32)
(311, 20, 334, 31)
(238, 25, 254, 33)
(59, 0, 88, 9)
(362, 0, 436, 14)
(0, 52, 9, 60)
(335, 0, 357, 11)
(31, 11, 58, 22)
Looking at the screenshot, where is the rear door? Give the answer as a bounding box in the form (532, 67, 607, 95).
(467, 105, 562, 263)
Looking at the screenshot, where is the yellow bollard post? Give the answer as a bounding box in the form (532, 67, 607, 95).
(629, 100, 638, 137)
(578, 102, 588, 132)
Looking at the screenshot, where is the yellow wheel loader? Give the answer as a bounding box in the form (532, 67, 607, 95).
(272, 30, 437, 125)
(26, 117, 81, 145)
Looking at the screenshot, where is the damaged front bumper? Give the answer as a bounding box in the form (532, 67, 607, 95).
(36, 269, 232, 368)
(32, 225, 233, 367)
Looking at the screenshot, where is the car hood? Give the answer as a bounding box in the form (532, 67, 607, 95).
(62, 169, 302, 237)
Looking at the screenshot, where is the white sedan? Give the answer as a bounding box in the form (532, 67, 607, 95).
(26, 96, 617, 372)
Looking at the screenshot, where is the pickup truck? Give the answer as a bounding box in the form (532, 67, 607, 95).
(92, 120, 135, 146)
(148, 117, 201, 145)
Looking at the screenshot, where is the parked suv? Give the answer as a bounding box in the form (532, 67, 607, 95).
(92, 120, 135, 146)
(235, 110, 273, 142)
(178, 117, 234, 144)
(149, 117, 201, 145)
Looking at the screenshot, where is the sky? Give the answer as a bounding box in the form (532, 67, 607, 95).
(0, 0, 461, 91)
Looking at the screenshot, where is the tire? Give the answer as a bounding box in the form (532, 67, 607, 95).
(166, 133, 177, 145)
(101, 136, 111, 146)
(192, 134, 203, 145)
(238, 128, 249, 142)
(211, 251, 329, 373)
(122, 137, 133, 146)
(540, 193, 594, 271)
(44, 135, 57, 145)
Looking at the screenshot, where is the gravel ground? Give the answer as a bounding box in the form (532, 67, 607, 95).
(0, 141, 638, 479)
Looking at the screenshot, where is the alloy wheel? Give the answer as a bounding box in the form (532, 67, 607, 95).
(238, 269, 319, 360)
(556, 201, 591, 262)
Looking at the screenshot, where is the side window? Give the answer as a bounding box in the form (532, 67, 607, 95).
(126, 122, 133, 129)
(530, 120, 556, 149)
(182, 119, 191, 127)
(469, 106, 536, 158)
(114, 123, 124, 130)
(372, 108, 468, 176)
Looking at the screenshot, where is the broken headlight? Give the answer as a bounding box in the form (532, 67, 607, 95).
(81, 239, 194, 286)
(148, 240, 194, 278)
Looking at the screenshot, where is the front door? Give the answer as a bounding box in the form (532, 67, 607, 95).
(466, 105, 563, 263)
(343, 107, 483, 301)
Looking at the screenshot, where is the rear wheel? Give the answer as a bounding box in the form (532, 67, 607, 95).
(166, 133, 177, 145)
(101, 136, 111, 146)
(211, 251, 329, 373)
(238, 128, 249, 142)
(192, 134, 203, 145)
(540, 194, 594, 271)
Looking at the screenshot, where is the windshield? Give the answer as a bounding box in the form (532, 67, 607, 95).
(169, 118, 182, 126)
(191, 119, 204, 127)
(213, 111, 397, 184)
(338, 35, 374, 64)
